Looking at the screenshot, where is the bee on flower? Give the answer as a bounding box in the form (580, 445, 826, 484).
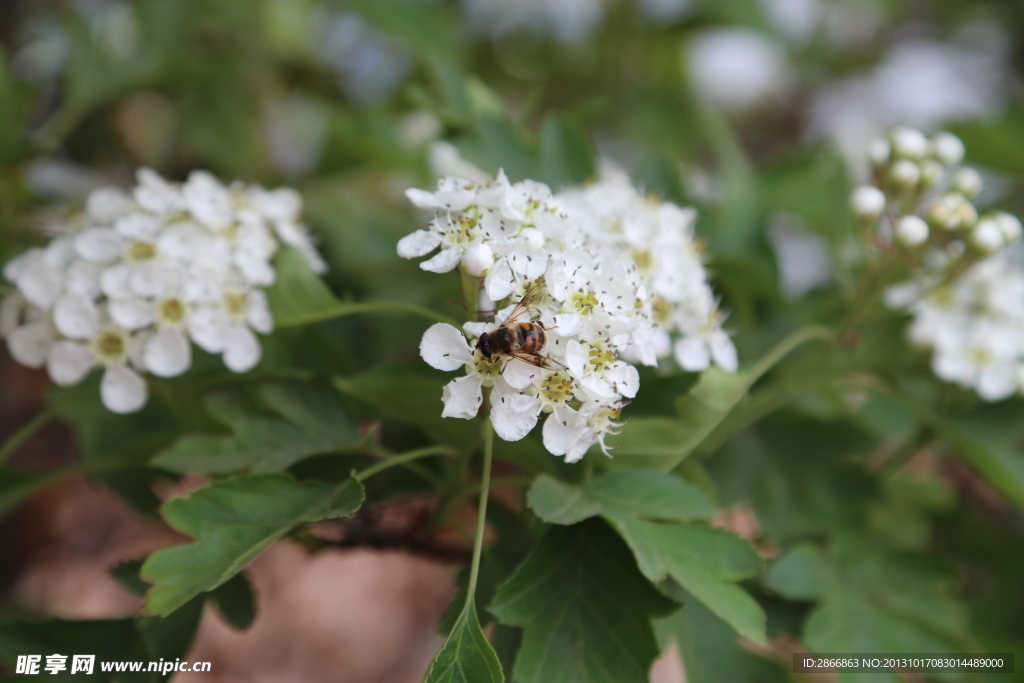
(401, 165, 737, 462)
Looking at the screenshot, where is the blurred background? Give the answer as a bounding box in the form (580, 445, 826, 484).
(3, 0, 1024, 681)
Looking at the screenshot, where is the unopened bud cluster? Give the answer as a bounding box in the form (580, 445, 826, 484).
(872, 128, 1024, 402)
(851, 127, 1020, 253)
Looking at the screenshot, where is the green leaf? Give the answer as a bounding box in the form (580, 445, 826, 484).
(766, 544, 968, 683)
(152, 382, 359, 474)
(944, 410, 1024, 513)
(209, 572, 257, 631)
(527, 472, 714, 525)
(655, 582, 787, 683)
(527, 473, 765, 644)
(266, 247, 345, 327)
(141, 474, 364, 616)
(536, 115, 595, 187)
(607, 326, 834, 470)
(490, 519, 677, 683)
(424, 603, 504, 683)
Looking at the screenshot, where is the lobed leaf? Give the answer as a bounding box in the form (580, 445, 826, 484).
(490, 519, 677, 683)
(152, 382, 359, 474)
(141, 474, 363, 616)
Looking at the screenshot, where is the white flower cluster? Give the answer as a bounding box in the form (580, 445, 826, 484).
(850, 127, 1020, 252)
(886, 258, 1024, 401)
(868, 127, 1024, 401)
(400, 168, 734, 462)
(1, 169, 325, 414)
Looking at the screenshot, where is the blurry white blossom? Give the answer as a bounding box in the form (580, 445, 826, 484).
(684, 29, 791, 112)
(888, 257, 1024, 401)
(314, 11, 413, 103)
(461, 0, 605, 43)
(1, 169, 326, 413)
(402, 165, 734, 462)
(810, 25, 1010, 164)
(871, 128, 1024, 401)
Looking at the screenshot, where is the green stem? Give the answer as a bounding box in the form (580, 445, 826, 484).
(0, 406, 60, 468)
(276, 301, 461, 329)
(747, 324, 836, 382)
(353, 446, 453, 482)
(466, 417, 495, 602)
(461, 268, 480, 323)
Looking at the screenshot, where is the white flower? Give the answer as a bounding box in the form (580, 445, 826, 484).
(408, 165, 736, 462)
(2, 167, 325, 412)
(889, 256, 1024, 402)
(46, 325, 148, 414)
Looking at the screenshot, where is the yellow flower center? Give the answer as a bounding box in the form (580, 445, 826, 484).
(224, 291, 248, 319)
(92, 328, 129, 364)
(539, 371, 575, 406)
(125, 240, 155, 262)
(158, 297, 187, 324)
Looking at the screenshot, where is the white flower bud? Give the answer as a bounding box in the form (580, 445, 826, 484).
(896, 215, 929, 246)
(928, 193, 974, 231)
(891, 127, 929, 160)
(995, 212, 1022, 244)
(890, 159, 920, 189)
(932, 132, 965, 167)
(850, 186, 886, 219)
(462, 243, 494, 276)
(869, 139, 891, 167)
(971, 219, 1004, 253)
(520, 227, 546, 250)
(919, 160, 944, 189)
(953, 168, 983, 199)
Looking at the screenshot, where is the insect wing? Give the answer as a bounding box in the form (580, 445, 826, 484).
(497, 281, 544, 327)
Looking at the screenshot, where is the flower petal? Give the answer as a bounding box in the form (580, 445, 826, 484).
(420, 246, 462, 274)
(223, 325, 262, 373)
(109, 297, 156, 330)
(441, 375, 483, 419)
(53, 294, 100, 340)
(145, 328, 192, 378)
(101, 365, 148, 414)
(542, 406, 582, 457)
(115, 213, 161, 240)
(405, 188, 442, 209)
(187, 306, 230, 353)
(47, 340, 95, 386)
(502, 357, 542, 390)
(74, 227, 123, 263)
(157, 221, 210, 261)
(483, 258, 514, 301)
(708, 329, 738, 372)
(397, 229, 442, 258)
(14, 258, 62, 309)
(246, 290, 274, 334)
(7, 322, 55, 368)
(490, 392, 542, 441)
(420, 323, 473, 371)
(100, 263, 134, 298)
(86, 187, 133, 222)
(565, 340, 588, 380)
(65, 260, 102, 299)
(674, 336, 710, 372)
